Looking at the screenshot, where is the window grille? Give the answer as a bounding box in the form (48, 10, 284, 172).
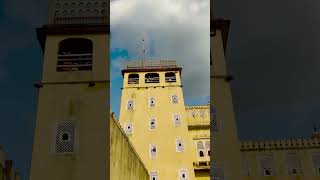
(57, 38, 93, 72)
(197, 141, 204, 150)
(285, 152, 302, 175)
(127, 100, 134, 110)
(125, 123, 133, 134)
(150, 118, 156, 130)
(55, 121, 75, 154)
(149, 97, 156, 107)
(211, 106, 219, 132)
(172, 95, 178, 104)
(165, 72, 176, 82)
(145, 73, 160, 83)
(179, 169, 188, 180)
(128, 74, 139, 84)
(173, 114, 181, 126)
(150, 145, 157, 158)
(150, 171, 158, 180)
(176, 139, 184, 152)
(258, 154, 275, 176)
(211, 163, 224, 180)
(312, 152, 320, 173)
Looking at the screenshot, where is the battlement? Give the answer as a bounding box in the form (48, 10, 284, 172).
(123, 60, 178, 70)
(185, 105, 210, 109)
(240, 138, 320, 151)
(186, 105, 210, 128)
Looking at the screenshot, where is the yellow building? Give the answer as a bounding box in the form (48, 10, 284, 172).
(211, 17, 320, 180)
(118, 60, 198, 180)
(29, 0, 109, 180)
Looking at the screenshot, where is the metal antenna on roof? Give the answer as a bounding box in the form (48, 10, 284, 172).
(142, 38, 146, 66)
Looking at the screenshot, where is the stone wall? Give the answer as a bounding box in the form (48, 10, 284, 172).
(110, 113, 149, 180)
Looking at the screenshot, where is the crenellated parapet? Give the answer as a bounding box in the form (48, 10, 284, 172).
(186, 105, 210, 128)
(240, 138, 320, 151)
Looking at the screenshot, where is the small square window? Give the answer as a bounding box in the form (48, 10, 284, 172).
(176, 139, 184, 152)
(125, 123, 133, 134)
(173, 114, 181, 126)
(179, 169, 188, 180)
(150, 145, 157, 158)
(55, 121, 75, 154)
(150, 171, 158, 180)
(150, 118, 156, 130)
(172, 95, 178, 104)
(149, 97, 156, 107)
(127, 100, 134, 110)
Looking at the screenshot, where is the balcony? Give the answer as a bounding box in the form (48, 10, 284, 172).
(56, 53, 92, 72)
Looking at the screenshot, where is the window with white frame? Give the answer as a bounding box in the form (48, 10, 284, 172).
(197, 141, 205, 157)
(173, 114, 181, 126)
(172, 95, 178, 104)
(55, 121, 76, 154)
(125, 123, 133, 135)
(127, 100, 134, 110)
(150, 171, 158, 180)
(178, 169, 188, 180)
(150, 145, 157, 158)
(150, 118, 156, 130)
(312, 151, 320, 174)
(205, 140, 210, 156)
(212, 163, 224, 180)
(176, 139, 184, 152)
(285, 152, 302, 175)
(191, 111, 196, 117)
(149, 97, 156, 107)
(200, 110, 205, 117)
(257, 154, 275, 176)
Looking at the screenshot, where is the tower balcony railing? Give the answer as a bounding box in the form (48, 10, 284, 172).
(165, 76, 176, 82)
(145, 77, 160, 83)
(53, 16, 108, 25)
(124, 60, 177, 70)
(128, 78, 139, 84)
(57, 53, 93, 72)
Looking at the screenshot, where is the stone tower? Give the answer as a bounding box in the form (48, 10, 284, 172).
(118, 60, 197, 180)
(210, 19, 242, 179)
(29, 1, 109, 180)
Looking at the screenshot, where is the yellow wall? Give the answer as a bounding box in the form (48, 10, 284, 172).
(110, 113, 149, 180)
(241, 139, 320, 180)
(119, 69, 197, 179)
(211, 28, 242, 179)
(29, 34, 109, 180)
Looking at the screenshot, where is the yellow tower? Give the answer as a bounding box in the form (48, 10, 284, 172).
(29, 1, 109, 180)
(119, 60, 197, 180)
(210, 19, 242, 179)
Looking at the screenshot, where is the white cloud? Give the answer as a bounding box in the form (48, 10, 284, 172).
(111, 0, 210, 100)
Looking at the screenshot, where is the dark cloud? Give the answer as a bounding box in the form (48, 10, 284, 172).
(215, 0, 320, 139)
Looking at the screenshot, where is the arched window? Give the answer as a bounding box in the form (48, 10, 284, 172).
(145, 73, 159, 83)
(165, 72, 176, 82)
(57, 38, 93, 72)
(128, 74, 139, 84)
(199, 150, 204, 157)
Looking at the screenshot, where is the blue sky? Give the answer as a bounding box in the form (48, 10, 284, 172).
(110, 0, 210, 117)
